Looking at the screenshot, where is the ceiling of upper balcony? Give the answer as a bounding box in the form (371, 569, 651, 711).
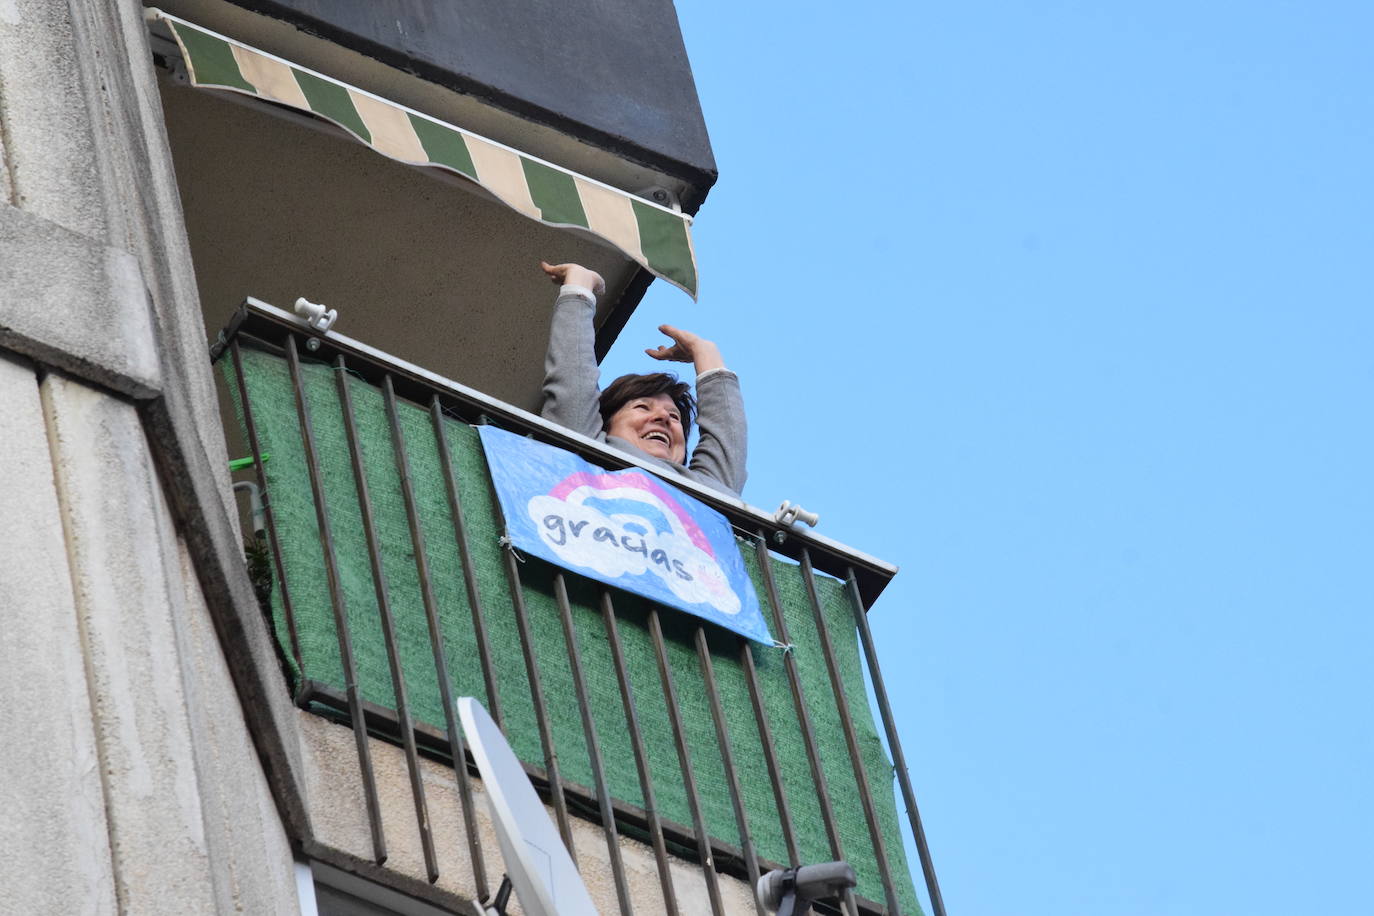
(150, 0, 716, 209)
(162, 77, 642, 411)
(150, 0, 716, 412)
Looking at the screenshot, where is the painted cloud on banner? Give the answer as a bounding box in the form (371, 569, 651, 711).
(529, 478, 741, 615)
(476, 425, 771, 644)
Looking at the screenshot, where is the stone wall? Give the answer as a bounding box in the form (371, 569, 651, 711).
(0, 1, 301, 911)
(298, 712, 761, 914)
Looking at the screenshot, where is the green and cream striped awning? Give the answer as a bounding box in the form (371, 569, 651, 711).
(149, 10, 699, 297)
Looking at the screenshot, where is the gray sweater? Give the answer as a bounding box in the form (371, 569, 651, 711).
(540, 289, 748, 496)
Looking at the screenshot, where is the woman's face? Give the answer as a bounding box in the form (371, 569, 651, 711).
(606, 393, 686, 463)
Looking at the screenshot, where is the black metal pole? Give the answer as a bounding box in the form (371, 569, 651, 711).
(552, 573, 634, 914)
(600, 590, 679, 915)
(799, 548, 899, 914)
(337, 362, 438, 881)
(408, 395, 491, 897)
(285, 335, 387, 864)
(647, 607, 725, 916)
(845, 567, 946, 916)
(499, 545, 576, 858)
(693, 626, 766, 915)
(753, 531, 858, 916)
(738, 637, 800, 865)
(429, 397, 502, 728)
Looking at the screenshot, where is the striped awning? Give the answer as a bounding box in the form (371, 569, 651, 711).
(149, 10, 699, 297)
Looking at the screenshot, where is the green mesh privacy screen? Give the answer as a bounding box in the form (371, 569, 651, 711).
(224, 343, 920, 914)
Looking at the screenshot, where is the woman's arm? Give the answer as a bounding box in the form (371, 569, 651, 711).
(539, 261, 606, 439)
(647, 325, 748, 494)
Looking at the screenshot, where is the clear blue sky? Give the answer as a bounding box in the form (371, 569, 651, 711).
(602, 3, 1373, 914)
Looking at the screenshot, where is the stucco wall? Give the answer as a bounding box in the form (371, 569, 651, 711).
(0, 353, 300, 912)
(0, 0, 301, 911)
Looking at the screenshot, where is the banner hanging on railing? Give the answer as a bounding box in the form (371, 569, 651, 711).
(477, 426, 771, 644)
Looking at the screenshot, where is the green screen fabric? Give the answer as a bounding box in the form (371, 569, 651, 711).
(224, 344, 920, 914)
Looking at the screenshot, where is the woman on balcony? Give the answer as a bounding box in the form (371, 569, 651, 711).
(539, 261, 747, 497)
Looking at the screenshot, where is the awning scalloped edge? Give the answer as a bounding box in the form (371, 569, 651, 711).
(147, 9, 699, 298)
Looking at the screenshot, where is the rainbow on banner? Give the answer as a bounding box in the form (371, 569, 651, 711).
(477, 426, 771, 644)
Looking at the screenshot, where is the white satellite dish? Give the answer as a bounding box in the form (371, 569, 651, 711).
(458, 697, 601, 916)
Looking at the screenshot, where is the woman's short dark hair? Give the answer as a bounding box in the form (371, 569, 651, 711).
(599, 372, 697, 440)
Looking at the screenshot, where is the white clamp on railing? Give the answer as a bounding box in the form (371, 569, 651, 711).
(774, 500, 820, 529)
(294, 297, 337, 351)
(294, 297, 337, 333)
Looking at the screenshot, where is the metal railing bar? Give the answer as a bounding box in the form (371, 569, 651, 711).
(693, 626, 766, 915)
(752, 531, 859, 916)
(229, 338, 302, 674)
(284, 335, 387, 864)
(498, 545, 576, 858)
(738, 637, 801, 865)
(552, 574, 634, 914)
(337, 361, 439, 881)
(799, 548, 899, 914)
(428, 396, 502, 728)
(599, 590, 679, 915)
(845, 567, 946, 916)
(407, 395, 491, 897)
(647, 607, 725, 916)
(228, 301, 897, 607)
(753, 535, 847, 848)
(387, 371, 485, 884)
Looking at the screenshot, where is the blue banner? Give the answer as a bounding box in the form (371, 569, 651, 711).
(477, 426, 771, 644)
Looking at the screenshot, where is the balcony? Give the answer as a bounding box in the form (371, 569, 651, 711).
(215, 299, 938, 915)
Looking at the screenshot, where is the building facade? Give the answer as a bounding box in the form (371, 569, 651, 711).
(0, 2, 939, 913)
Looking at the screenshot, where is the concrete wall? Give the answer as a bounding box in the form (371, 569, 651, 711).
(0, 0, 301, 910)
(0, 360, 300, 913)
(298, 712, 760, 915)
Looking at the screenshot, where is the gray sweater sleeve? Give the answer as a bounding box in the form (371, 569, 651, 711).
(540, 291, 604, 439)
(688, 369, 748, 495)
(539, 288, 749, 496)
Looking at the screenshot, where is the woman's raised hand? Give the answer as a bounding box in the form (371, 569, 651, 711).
(540, 261, 605, 296)
(646, 324, 725, 374)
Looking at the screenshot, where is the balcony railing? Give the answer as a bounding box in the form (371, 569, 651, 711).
(214, 298, 942, 916)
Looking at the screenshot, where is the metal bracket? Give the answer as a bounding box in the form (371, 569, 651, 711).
(294, 297, 337, 333)
(774, 500, 820, 529)
(294, 297, 337, 350)
(637, 185, 681, 212)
